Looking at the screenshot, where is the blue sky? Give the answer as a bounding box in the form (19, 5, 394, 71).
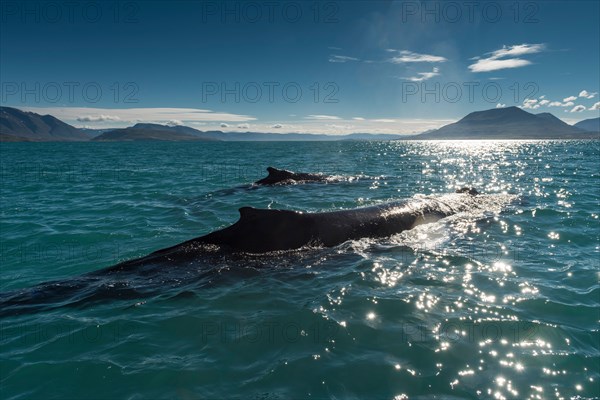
(1, 0, 599, 134)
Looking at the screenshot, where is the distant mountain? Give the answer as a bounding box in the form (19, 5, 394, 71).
(79, 128, 114, 138)
(0, 108, 406, 142)
(0, 106, 89, 141)
(93, 124, 219, 141)
(0, 132, 31, 142)
(94, 123, 406, 141)
(4, 106, 595, 143)
(573, 117, 600, 132)
(196, 131, 406, 141)
(414, 107, 596, 139)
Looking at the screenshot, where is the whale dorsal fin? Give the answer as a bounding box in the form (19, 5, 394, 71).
(266, 166, 291, 178)
(238, 206, 272, 222)
(254, 167, 293, 185)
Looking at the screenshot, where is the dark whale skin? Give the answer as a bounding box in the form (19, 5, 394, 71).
(103, 190, 482, 271)
(254, 167, 328, 185)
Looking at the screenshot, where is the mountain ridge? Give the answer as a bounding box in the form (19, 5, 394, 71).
(573, 117, 600, 132)
(412, 106, 596, 139)
(0, 107, 89, 141)
(1, 106, 598, 141)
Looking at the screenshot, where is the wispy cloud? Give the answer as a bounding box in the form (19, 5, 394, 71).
(76, 115, 121, 122)
(305, 115, 341, 120)
(489, 43, 546, 58)
(468, 43, 545, 72)
(387, 50, 447, 64)
(329, 55, 359, 63)
(591, 102, 600, 111)
(272, 124, 283, 128)
(328, 49, 446, 68)
(402, 67, 440, 82)
(563, 95, 577, 102)
(237, 123, 250, 129)
(24, 107, 256, 127)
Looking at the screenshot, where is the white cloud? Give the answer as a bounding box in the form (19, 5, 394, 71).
(489, 43, 546, 58)
(548, 101, 574, 107)
(388, 50, 447, 63)
(25, 107, 256, 128)
(329, 55, 359, 63)
(570, 105, 586, 112)
(522, 98, 540, 109)
(496, 103, 506, 108)
(579, 90, 597, 99)
(220, 123, 229, 128)
(237, 123, 250, 129)
(563, 95, 577, 102)
(470, 58, 532, 72)
(539, 99, 550, 105)
(403, 67, 440, 82)
(240, 116, 456, 135)
(591, 102, 600, 110)
(76, 114, 121, 122)
(166, 120, 183, 126)
(305, 115, 341, 120)
(539, 95, 546, 99)
(468, 43, 545, 72)
(272, 124, 283, 128)
(352, 117, 365, 121)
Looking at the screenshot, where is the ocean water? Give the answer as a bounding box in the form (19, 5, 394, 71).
(0, 140, 598, 400)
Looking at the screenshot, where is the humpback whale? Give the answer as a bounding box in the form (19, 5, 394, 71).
(1, 188, 517, 316)
(105, 188, 492, 271)
(254, 167, 329, 185)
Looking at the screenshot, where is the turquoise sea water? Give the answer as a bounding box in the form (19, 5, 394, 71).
(0, 140, 598, 400)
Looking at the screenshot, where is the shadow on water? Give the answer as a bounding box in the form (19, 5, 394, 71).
(0, 245, 358, 319)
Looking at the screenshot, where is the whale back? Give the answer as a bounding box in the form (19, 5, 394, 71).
(254, 167, 293, 185)
(199, 207, 319, 252)
(254, 167, 326, 185)
(194, 192, 515, 253)
(199, 201, 430, 252)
